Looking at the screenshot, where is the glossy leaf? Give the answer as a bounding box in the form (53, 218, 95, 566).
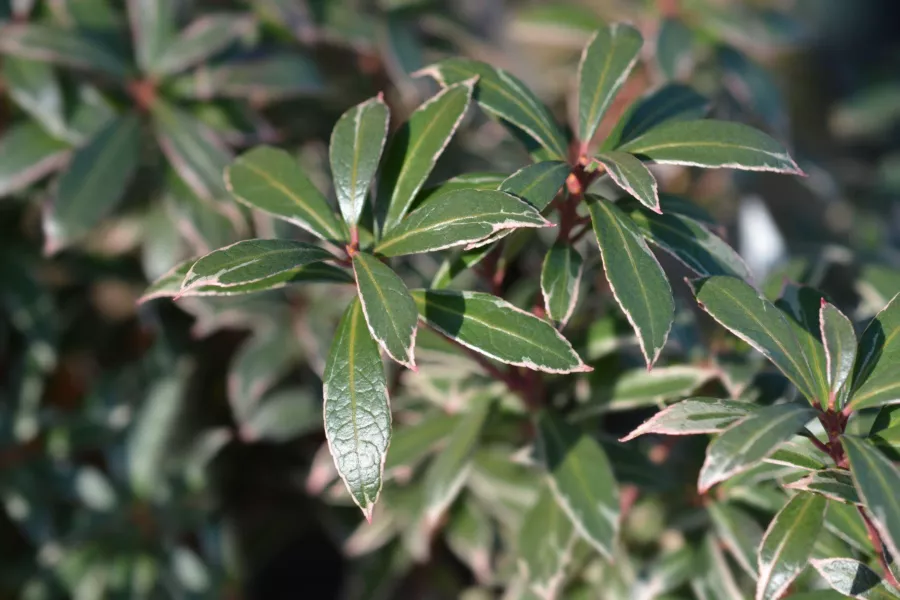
(0, 23, 131, 78)
(693, 276, 820, 402)
(577, 23, 643, 145)
(351, 251, 418, 369)
(417, 58, 568, 160)
(775, 282, 830, 406)
(594, 151, 660, 212)
(709, 501, 764, 579)
(172, 52, 323, 101)
(698, 402, 816, 492)
(756, 492, 826, 600)
(517, 484, 577, 599)
(44, 115, 142, 252)
(375, 189, 551, 257)
(226, 146, 346, 242)
(127, 0, 177, 72)
(182, 239, 333, 292)
(411, 289, 590, 374)
(849, 293, 900, 410)
(540, 244, 583, 327)
(619, 120, 803, 174)
(323, 298, 392, 521)
(630, 208, 752, 279)
(376, 80, 474, 233)
(843, 435, 900, 557)
(0, 122, 70, 198)
(621, 397, 754, 441)
(785, 469, 861, 505)
(330, 96, 390, 226)
(616, 83, 710, 146)
(588, 197, 674, 367)
(812, 558, 900, 599)
(152, 14, 253, 76)
(536, 411, 619, 558)
(421, 394, 492, 529)
(2, 56, 65, 138)
(820, 301, 857, 406)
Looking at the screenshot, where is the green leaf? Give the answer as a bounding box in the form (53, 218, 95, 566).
(421, 394, 492, 529)
(415, 172, 506, 208)
(228, 327, 300, 423)
(698, 402, 816, 492)
(182, 239, 333, 292)
(517, 484, 577, 599)
(44, 115, 142, 253)
(848, 293, 900, 411)
(775, 282, 830, 406)
(656, 18, 694, 80)
(351, 252, 418, 369)
(843, 435, 900, 557)
(330, 96, 390, 226)
(629, 208, 751, 279)
(785, 469, 861, 505)
(411, 289, 590, 374)
(577, 23, 643, 145)
(540, 244, 583, 327)
(375, 189, 551, 257)
(812, 558, 900, 599)
(594, 151, 660, 212)
(588, 197, 674, 367)
(127, 0, 177, 72)
(151, 14, 253, 76)
(621, 397, 754, 441)
(2, 56, 66, 138)
(536, 411, 619, 558)
(323, 297, 392, 521)
(171, 52, 323, 101)
(225, 146, 346, 243)
(618, 120, 803, 174)
(709, 501, 764, 579)
(821, 301, 857, 407)
(375, 80, 474, 233)
(579, 366, 717, 416)
(615, 83, 710, 146)
(500, 160, 571, 212)
(756, 492, 826, 600)
(0, 122, 70, 198)
(825, 501, 872, 553)
(446, 497, 494, 584)
(152, 99, 232, 202)
(692, 276, 820, 402)
(383, 412, 460, 478)
(417, 58, 568, 160)
(0, 23, 131, 78)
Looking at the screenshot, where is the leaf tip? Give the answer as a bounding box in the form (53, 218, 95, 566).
(361, 504, 375, 523)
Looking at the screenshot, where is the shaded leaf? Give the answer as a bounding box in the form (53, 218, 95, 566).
(228, 327, 300, 423)
(812, 558, 900, 599)
(541, 244, 583, 327)
(581, 365, 718, 416)
(621, 397, 754, 441)
(0, 122, 70, 198)
(785, 469, 861, 505)
(127, 0, 177, 71)
(152, 14, 254, 76)
(412, 289, 590, 374)
(242, 388, 320, 443)
(383, 412, 460, 477)
(172, 52, 323, 101)
(849, 293, 900, 411)
(2, 56, 65, 138)
(323, 298, 392, 521)
(352, 251, 418, 369)
(615, 83, 710, 146)
(594, 151, 660, 212)
(775, 282, 830, 406)
(588, 197, 674, 367)
(0, 23, 131, 78)
(709, 501, 764, 579)
(656, 18, 694, 80)
(821, 301, 857, 407)
(517, 484, 577, 599)
(843, 435, 900, 557)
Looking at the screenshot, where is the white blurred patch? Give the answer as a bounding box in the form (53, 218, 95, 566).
(738, 195, 785, 280)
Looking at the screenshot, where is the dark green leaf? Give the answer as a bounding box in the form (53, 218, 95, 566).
(540, 243, 583, 327)
(698, 402, 816, 492)
(163, 169, 242, 254)
(615, 84, 710, 146)
(152, 14, 254, 76)
(351, 251, 418, 369)
(843, 435, 900, 557)
(785, 469, 861, 505)
(225, 146, 346, 243)
(812, 558, 900, 599)
(330, 96, 390, 226)
(2, 56, 65, 138)
(517, 484, 577, 599)
(656, 18, 694, 80)
(182, 239, 333, 292)
(775, 282, 830, 406)
(621, 397, 754, 441)
(848, 293, 900, 411)
(630, 208, 751, 279)
(411, 289, 590, 373)
(376, 80, 474, 233)
(417, 58, 568, 160)
(821, 301, 857, 407)
(127, 0, 177, 72)
(500, 160, 571, 212)
(709, 501, 764, 578)
(693, 276, 821, 402)
(618, 120, 803, 174)
(594, 151, 660, 212)
(577, 23, 643, 145)
(588, 197, 674, 367)
(375, 189, 550, 257)
(323, 298, 391, 521)
(44, 115, 142, 252)
(756, 492, 826, 600)
(0, 122, 69, 198)
(172, 52, 323, 101)
(0, 23, 131, 78)
(536, 411, 619, 558)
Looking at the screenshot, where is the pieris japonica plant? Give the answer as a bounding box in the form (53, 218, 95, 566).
(137, 19, 900, 599)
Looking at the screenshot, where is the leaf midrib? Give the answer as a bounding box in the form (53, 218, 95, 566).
(354, 254, 410, 361)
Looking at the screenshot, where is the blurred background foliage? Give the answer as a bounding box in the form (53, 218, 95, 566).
(1, 0, 899, 598)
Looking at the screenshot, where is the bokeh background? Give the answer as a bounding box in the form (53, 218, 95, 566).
(1, 0, 900, 598)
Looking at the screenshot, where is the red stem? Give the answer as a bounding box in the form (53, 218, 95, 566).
(858, 506, 900, 590)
